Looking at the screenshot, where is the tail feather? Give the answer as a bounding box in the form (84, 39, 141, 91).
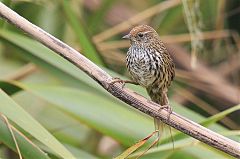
(154, 118, 164, 145)
(147, 89, 174, 147)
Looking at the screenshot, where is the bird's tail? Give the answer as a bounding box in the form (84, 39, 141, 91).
(151, 92, 167, 144)
(147, 89, 174, 147)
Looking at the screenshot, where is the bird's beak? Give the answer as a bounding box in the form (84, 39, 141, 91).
(122, 34, 130, 39)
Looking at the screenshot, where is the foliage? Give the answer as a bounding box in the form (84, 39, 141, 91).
(0, 0, 239, 159)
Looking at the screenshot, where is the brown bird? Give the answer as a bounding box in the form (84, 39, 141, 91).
(112, 25, 175, 146)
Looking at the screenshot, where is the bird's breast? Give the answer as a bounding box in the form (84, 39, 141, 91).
(126, 46, 161, 87)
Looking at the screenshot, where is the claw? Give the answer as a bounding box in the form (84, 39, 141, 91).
(108, 77, 139, 89)
(109, 77, 126, 89)
(158, 104, 172, 121)
(159, 104, 172, 113)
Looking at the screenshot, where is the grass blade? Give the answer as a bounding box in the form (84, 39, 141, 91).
(61, 0, 104, 66)
(0, 89, 76, 159)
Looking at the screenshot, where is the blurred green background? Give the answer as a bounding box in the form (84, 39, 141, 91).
(0, 0, 239, 159)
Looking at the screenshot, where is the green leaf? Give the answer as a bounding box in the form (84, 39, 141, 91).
(191, 142, 235, 159)
(64, 144, 99, 159)
(160, 104, 240, 147)
(0, 81, 21, 95)
(0, 89, 76, 159)
(0, 56, 23, 80)
(129, 138, 193, 159)
(0, 119, 50, 159)
(13, 83, 154, 146)
(157, 6, 184, 34)
(132, 138, 234, 159)
(12, 89, 91, 147)
(201, 104, 240, 126)
(0, 29, 104, 92)
(87, 0, 117, 33)
(61, 0, 104, 66)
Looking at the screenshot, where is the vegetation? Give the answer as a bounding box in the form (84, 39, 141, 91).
(0, 0, 239, 159)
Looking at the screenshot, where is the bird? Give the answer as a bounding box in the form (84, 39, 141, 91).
(111, 24, 175, 148)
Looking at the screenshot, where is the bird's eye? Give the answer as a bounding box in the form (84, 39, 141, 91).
(138, 33, 143, 38)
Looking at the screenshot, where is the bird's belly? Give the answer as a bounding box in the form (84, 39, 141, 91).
(128, 58, 157, 87)
(131, 70, 156, 87)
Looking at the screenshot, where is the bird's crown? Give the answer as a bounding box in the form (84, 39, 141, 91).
(129, 25, 156, 37)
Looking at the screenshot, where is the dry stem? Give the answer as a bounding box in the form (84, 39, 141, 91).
(93, 0, 181, 43)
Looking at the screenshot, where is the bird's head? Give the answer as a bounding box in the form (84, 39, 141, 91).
(123, 25, 158, 46)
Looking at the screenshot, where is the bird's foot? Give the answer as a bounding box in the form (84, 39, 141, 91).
(158, 104, 172, 121)
(159, 104, 172, 113)
(109, 77, 126, 89)
(109, 77, 139, 89)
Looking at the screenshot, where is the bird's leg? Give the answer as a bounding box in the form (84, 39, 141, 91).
(109, 77, 139, 89)
(159, 92, 175, 149)
(159, 92, 172, 119)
